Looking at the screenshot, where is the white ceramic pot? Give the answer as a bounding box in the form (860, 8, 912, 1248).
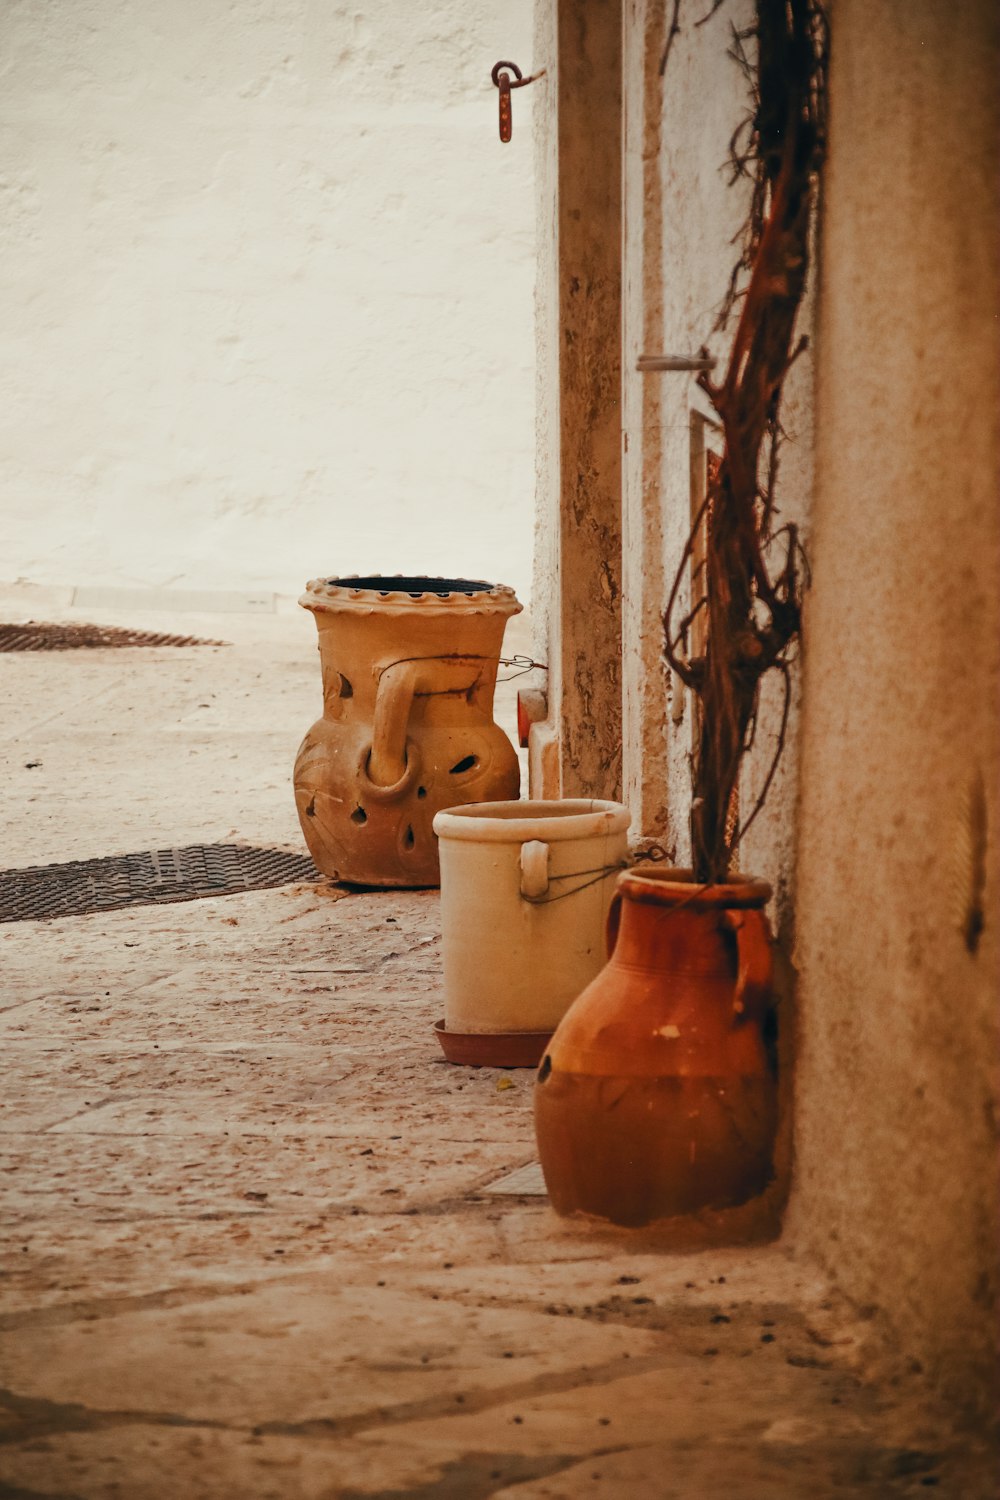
(432, 799, 631, 1065)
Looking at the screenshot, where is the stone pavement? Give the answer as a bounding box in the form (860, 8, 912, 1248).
(0, 585, 993, 1498)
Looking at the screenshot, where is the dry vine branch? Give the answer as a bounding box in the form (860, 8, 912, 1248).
(662, 0, 827, 882)
(659, 0, 684, 75)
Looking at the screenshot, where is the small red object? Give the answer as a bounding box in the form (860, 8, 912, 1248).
(516, 687, 547, 747)
(517, 691, 530, 746)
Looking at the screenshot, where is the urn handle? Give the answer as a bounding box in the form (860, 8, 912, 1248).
(519, 839, 550, 899)
(369, 656, 484, 789)
(369, 661, 419, 787)
(723, 909, 774, 1022)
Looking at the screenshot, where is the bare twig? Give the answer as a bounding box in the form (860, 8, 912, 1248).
(669, 594, 709, 655)
(663, 488, 713, 689)
(730, 661, 792, 859)
(659, 0, 684, 76)
(661, 0, 826, 881)
(695, 0, 730, 28)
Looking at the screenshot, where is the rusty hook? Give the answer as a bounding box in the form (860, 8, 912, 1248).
(490, 60, 546, 143)
(491, 59, 523, 88)
(490, 60, 546, 90)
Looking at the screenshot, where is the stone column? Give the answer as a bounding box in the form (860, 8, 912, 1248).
(529, 0, 623, 801)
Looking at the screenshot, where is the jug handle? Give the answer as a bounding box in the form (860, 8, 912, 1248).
(369, 655, 487, 789)
(519, 840, 550, 900)
(369, 661, 418, 788)
(722, 908, 774, 1023)
(605, 891, 623, 956)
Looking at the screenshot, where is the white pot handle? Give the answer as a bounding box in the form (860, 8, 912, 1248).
(519, 839, 550, 900)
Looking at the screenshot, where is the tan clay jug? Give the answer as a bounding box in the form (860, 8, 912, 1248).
(432, 799, 631, 1066)
(534, 865, 777, 1226)
(294, 575, 522, 887)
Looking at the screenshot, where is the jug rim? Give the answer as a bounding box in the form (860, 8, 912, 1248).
(617, 864, 771, 909)
(434, 798, 630, 844)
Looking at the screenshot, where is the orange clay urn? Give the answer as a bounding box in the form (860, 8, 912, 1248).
(534, 865, 777, 1226)
(294, 575, 522, 887)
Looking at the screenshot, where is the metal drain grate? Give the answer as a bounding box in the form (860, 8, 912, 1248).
(0, 844, 320, 923)
(0, 622, 227, 652)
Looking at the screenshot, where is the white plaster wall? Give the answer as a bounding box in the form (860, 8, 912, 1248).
(624, 2, 724, 847)
(622, 0, 813, 899)
(0, 0, 537, 602)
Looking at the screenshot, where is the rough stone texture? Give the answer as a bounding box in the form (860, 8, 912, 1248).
(620, 0, 670, 845)
(0, 585, 996, 1495)
(528, 0, 623, 803)
(0, 0, 537, 601)
(788, 0, 1000, 1419)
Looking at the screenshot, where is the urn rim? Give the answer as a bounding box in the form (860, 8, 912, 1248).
(300, 574, 523, 615)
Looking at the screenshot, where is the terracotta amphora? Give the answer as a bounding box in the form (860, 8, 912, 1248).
(294, 576, 522, 887)
(534, 865, 777, 1227)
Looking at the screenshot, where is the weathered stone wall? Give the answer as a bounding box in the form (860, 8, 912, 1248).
(550, 0, 998, 1425)
(620, 0, 670, 840)
(0, 0, 537, 600)
(529, 0, 622, 802)
(788, 0, 1000, 1415)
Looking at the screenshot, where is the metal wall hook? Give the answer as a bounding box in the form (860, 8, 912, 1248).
(491, 60, 547, 90)
(492, 59, 522, 87)
(491, 61, 547, 143)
